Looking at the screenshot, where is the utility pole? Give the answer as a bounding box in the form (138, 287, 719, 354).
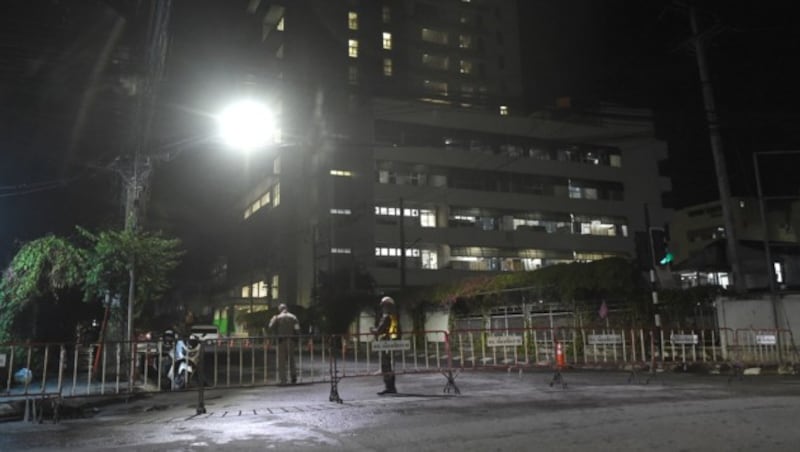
(689, 5, 745, 293)
(121, 0, 172, 390)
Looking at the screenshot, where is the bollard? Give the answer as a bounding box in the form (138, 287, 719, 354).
(196, 342, 206, 414)
(328, 335, 343, 403)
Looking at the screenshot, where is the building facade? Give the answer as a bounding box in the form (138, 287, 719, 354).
(205, 0, 672, 332)
(670, 197, 800, 289)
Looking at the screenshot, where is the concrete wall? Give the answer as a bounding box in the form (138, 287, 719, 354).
(716, 294, 800, 343)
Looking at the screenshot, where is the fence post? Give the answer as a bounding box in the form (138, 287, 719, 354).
(196, 341, 206, 415)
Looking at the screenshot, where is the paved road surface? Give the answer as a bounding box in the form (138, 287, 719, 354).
(2, 369, 799, 451)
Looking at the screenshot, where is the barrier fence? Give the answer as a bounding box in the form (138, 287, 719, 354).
(1, 327, 796, 401)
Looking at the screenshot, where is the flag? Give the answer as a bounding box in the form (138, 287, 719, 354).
(599, 300, 608, 320)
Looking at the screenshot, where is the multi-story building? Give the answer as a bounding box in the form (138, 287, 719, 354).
(203, 0, 672, 332)
(670, 197, 800, 289)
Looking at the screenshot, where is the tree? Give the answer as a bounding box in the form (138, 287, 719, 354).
(0, 235, 84, 342)
(416, 258, 644, 307)
(0, 228, 183, 343)
(401, 258, 653, 329)
(79, 227, 183, 330)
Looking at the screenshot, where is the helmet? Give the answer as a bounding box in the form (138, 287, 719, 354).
(380, 296, 395, 305)
(187, 334, 201, 349)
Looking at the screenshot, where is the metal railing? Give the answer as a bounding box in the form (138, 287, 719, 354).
(2, 327, 795, 401)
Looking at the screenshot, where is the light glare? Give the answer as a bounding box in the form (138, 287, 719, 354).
(217, 100, 275, 152)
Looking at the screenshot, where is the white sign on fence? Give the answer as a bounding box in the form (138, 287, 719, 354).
(587, 334, 623, 345)
(371, 339, 412, 352)
(670, 334, 699, 345)
(0, 353, 6, 367)
(756, 334, 777, 345)
(487, 335, 523, 347)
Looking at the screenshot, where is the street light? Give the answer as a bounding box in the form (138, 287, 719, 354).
(217, 99, 277, 152)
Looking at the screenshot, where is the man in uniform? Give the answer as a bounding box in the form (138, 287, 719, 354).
(268, 303, 300, 384)
(370, 296, 399, 395)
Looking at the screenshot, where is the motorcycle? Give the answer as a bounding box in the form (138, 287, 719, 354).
(159, 330, 200, 390)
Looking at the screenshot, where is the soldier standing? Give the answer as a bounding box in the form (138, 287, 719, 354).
(269, 303, 300, 384)
(370, 296, 399, 395)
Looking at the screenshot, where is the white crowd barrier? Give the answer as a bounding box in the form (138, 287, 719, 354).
(1, 327, 796, 400)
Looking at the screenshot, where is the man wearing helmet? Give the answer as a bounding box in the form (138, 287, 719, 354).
(269, 303, 300, 385)
(370, 296, 399, 395)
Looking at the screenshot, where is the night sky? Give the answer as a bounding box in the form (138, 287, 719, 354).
(2, 0, 800, 269)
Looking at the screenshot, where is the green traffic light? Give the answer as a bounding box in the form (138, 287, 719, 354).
(659, 252, 674, 265)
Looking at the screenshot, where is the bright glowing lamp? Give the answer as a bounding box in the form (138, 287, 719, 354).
(217, 100, 276, 152)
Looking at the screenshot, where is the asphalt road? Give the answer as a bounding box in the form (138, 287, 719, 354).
(2, 369, 800, 451)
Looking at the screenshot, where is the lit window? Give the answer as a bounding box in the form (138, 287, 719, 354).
(258, 280, 268, 298)
(331, 248, 352, 254)
(374, 247, 420, 257)
(348, 39, 358, 58)
(252, 198, 261, 212)
(271, 275, 279, 300)
(499, 105, 509, 116)
(260, 191, 271, 207)
(330, 169, 353, 176)
(375, 206, 420, 217)
(330, 208, 352, 215)
(348, 11, 358, 30)
(244, 206, 252, 220)
(251, 282, 258, 297)
(459, 60, 472, 74)
(382, 6, 391, 23)
(383, 58, 393, 76)
(422, 250, 438, 269)
(273, 183, 280, 206)
(453, 215, 476, 222)
(420, 209, 436, 227)
(774, 262, 784, 283)
(383, 32, 392, 50)
(241, 285, 250, 298)
(277, 16, 284, 31)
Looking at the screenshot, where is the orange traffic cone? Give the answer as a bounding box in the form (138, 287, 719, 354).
(556, 342, 565, 368)
(550, 341, 567, 388)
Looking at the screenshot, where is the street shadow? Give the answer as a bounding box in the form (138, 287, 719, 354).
(383, 392, 458, 399)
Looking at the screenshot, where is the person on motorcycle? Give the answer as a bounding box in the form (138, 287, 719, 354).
(161, 328, 189, 389)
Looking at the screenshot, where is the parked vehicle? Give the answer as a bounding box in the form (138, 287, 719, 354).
(190, 325, 219, 345)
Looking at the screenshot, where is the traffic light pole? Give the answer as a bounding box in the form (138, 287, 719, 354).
(650, 268, 660, 375)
